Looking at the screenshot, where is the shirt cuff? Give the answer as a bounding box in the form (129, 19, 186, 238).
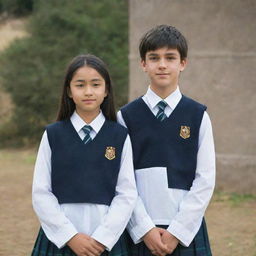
(127, 215, 155, 244)
(91, 225, 118, 251)
(43, 224, 78, 249)
(167, 220, 194, 247)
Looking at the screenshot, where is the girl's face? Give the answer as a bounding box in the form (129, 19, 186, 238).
(68, 66, 107, 118)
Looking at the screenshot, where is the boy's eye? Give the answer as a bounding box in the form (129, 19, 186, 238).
(149, 56, 158, 61)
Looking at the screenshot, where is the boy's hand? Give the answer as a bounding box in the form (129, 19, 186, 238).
(161, 230, 179, 254)
(67, 233, 105, 256)
(142, 227, 169, 256)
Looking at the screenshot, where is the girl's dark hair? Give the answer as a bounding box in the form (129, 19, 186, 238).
(139, 25, 188, 61)
(57, 54, 116, 122)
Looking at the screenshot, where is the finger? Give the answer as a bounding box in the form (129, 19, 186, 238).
(90, 240, 105, 253)
(157, 228, 166, 235)
(84, 244, 100, 256)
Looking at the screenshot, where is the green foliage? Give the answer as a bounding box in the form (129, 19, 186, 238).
(0, 0, 33, 16)
(0, 0, 128, 146)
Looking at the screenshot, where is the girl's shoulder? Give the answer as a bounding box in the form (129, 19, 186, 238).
(105, 119, 127, 132)
(45, 119, 69, 131)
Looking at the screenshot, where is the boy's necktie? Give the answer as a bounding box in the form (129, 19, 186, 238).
(82, 125, 93, 144)
(156, 100, 168, 121)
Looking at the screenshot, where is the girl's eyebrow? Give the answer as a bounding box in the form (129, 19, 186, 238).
(91, 78, 102, 81)
(73, 78, 103, 82)
(74, 79, 85, 82)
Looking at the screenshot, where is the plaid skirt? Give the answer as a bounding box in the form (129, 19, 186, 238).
(31, 227, 131, 256)
(128, 219, 212, 256)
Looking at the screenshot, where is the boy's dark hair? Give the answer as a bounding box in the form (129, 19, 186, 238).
(57, 54, 116, 122)
(139, 25, 188, 61)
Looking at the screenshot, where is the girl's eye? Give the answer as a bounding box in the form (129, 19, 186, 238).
(75, 84, 83, 87)
(93, 84, 100, 87)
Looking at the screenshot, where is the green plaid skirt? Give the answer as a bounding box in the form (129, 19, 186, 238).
(31, 227, 131, 256)
(128, 218, 212, 256)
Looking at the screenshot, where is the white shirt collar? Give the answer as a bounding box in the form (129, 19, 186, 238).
(70, 111, 105, 134)
(145, 86, 182, 110)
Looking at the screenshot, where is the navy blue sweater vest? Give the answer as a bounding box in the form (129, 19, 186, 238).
(46, 119, 127, 205)
(121, 95, 206, 191)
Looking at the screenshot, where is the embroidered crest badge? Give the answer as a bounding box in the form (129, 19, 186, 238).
(105, 146, 116, 160)
(180, 126, 190, 139)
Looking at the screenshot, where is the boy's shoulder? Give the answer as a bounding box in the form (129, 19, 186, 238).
(120, 96, 143, 113)
(181, 94, 207, 111)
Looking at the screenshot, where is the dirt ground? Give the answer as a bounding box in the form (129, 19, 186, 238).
(0, 148, 255, 256)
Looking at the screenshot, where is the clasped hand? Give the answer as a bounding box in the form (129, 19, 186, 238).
(143, 227, 179, 256)
(67, 233, 105, 256)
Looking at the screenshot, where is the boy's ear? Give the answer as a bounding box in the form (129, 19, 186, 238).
(140, 59, 147, 72)
(180, 58, 188, 72)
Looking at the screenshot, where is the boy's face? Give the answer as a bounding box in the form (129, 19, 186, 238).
(141, 47, 187, 91)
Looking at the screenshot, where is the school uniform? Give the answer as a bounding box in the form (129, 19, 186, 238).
(117, 86, 215, 256)
(31, 111, 137, 256)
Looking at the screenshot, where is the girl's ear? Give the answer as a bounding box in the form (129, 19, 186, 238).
(104, 89, 108, 98)
(67, 87, 72, 98)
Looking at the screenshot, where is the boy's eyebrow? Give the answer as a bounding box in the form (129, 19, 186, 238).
(165, 52, 178, 56)
(148, 53, 159, 56)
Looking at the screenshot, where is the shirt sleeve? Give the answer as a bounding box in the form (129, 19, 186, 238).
(167, 111, 216, 246)
(32, 131, 78, 248)
(117, 110, 155, 244)
(117, 110, 127, 128)
(91, 135, 137, 251)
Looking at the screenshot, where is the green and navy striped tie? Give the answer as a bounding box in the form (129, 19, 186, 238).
(82, 125, 93, 144)
(156, 100, 167, 121)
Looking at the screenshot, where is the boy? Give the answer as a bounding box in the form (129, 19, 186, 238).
(117, 25, 215, 256)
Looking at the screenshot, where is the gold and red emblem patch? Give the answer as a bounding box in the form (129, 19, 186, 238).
(105, 146, 116, 160)
(180, 126, 190, 139)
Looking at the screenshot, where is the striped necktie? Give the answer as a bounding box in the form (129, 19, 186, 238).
(156, 100, 168, 121)
(82, 125, 93, 144)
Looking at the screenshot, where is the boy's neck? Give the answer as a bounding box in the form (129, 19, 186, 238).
(150, 84, 178, 99)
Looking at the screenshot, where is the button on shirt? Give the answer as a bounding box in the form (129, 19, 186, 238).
(32, 111, 137, 250)
(117, 86, 216, 247)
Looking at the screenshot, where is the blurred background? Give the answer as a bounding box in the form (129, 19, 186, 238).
(0, 0, 255, 255)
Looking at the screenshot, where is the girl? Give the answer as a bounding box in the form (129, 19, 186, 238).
(31, 54, 137, 256)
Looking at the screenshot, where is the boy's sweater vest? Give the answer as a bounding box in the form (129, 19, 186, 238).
(46, 119, 127, 205)
(121, 95, 206, 191)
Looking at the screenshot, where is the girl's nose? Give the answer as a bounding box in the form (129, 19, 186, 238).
(84, 85, 93, 95)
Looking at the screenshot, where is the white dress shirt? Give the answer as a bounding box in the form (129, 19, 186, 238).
(117, 86, 215, 247)
(32, 111, 137, 250)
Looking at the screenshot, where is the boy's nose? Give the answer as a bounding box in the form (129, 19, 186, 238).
(159, 59, 167, 68)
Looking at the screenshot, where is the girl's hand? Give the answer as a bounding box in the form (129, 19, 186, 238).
(161, 230, 179, 254)
(67, 233, 105, 256)
(142, 227, 169, 256)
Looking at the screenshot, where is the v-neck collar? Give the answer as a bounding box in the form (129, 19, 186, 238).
(66, 119, 107, 147)
(138, 95, 185, 124)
